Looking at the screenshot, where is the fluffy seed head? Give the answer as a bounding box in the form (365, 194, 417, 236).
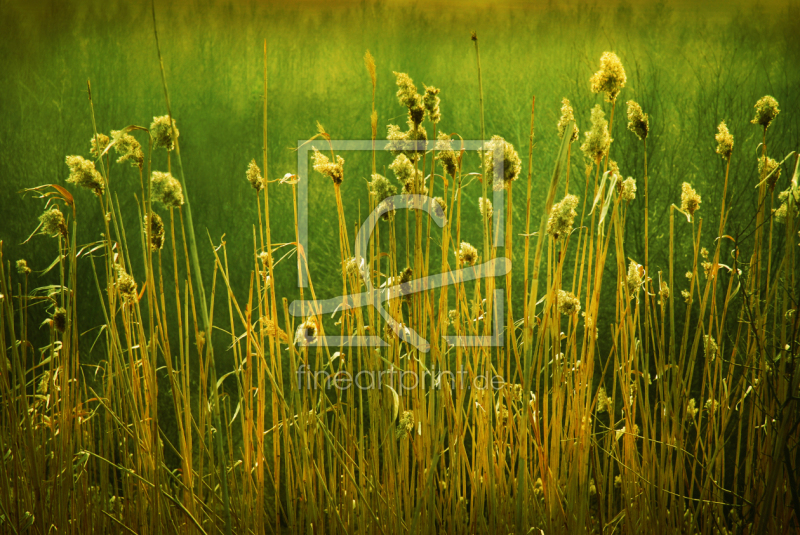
(150, 115, 179, 150)
(680, 182, 701, 218)
(312, 148, 344, 185)
(294, 317, 318, 347)
(715, 122, 734, 159)
(423, 85, 441, 124)
(145, 212, 165, 251)
(620, 177, 637, 202)
(246, 159, 264, 192)
(52, 307, 67, 333)
(393, 72, 425, 126)
(751, 95, 780, 129)
(704, 335, 719, 360)
(590, 52, 627, 102)
(581, 105, 612, 164)
(386, 121, 427, 162)
(480, 135, 522, 191)
(557, 289, 581, 316)
(626, 261, 643, 294)
(397, 410, 414, 438)
(39, 206, 67, 238)
(151, 171, 184, 208)
(111, 130, 144, 169)
(116, 271, 138, 305)
(758, 155, 781, 190)
(66, 155, 105, 195)
(435, 133, 459, 178)
(478, 197, 493, 221)
(90, 133, 110, 158)
(557, 98, 579, 142)
(16, 259, 31, 275)
(547, 194, 579, 241)
(626, 100, 649, 141)
(369, 174, 396, 203)
(458, 242, 478, 266)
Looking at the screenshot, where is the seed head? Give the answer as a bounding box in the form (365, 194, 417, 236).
(52, 307, 67, 333)
(626, 260, 643, 295)
(391, 154, 427, 196)
(90, 133, 110, 158)
(557, 289, 581, 316)
(590, 52, 627, 102)
(145, 212, 165, 251)
(751, 95, 780, 129)
(151, 171, 184, 208)
(546, 194, 579, 241)
(758, 155, 781, 191)
(39, 206, 67, 238)
(773, 186, 799, 223)
(704, 335, 719, 361)
(597, 386, 611, 413)
(480, 135, 522, 191)
(393, 72, 425, 126)
(386, 121, 427, 162)
(687, 398, 699, 418)
(581, 105, 612, 164)
(620, 177, 637, 202)
(478, 197, 493, 221)
(343, 256, 366, 285)
(111, 130, 144, 169)
(66, 155, 105, 195)
(557, 98, 579, 143)
(626, 100, 649, 141)
(447, 309, 458, 325)
(423, 85, 441, 124)
(246, 159, 264, 192)
(116, 271, 138, 305)
(458, 242, 478, 267)
(680, 182, 701, 218)
(433, 196, 446, 218)
(312, 148, 344, 185)
(294, 317, 318, 347)
(658, 281, 670, 305)
(150, 115, 179, 151)
(435, 132, 459, 178)
(16, 259, 31, 275)
(715, 122, 734, 159)
(369, 174, 396, 203)
(397, 410, 414, 438)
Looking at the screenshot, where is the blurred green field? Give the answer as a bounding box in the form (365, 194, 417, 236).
(1, 0, 799, 532)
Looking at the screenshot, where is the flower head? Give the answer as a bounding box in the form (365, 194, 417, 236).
(620, 177, 637, 202)
(246, 159, 264, 192)
(52, 307, 67, 333)
(626, 260, 643, 295)
(145, 212, 165, 251)
(458, 242, 478, 266)
(581, 105, 612, 164)
(680, 182, 701, 218)
(397, 410, 414, 438)
(715, 122, 734, 160)
(386, 121, 427, 162)
(16, 259, 31, 275)
(151, 171, 184, 208)
(479, 135, 522, 191)
(557, 98, 579, 143)
(90, 133, 110, 159)
(590, 52, 627, 102)
(393, 72, 425, 126)
(66, 155, 104, 195)
(436, 132, 459, 178)
(557, 289, 581, 316)
(39, 206, 67, 238)
(758, 155, 781, 191)
(626, 100, 649, 141)
(423, 85, 441, 124)
(150, 115, 179, 150)
(478, 197, 493, 221)
(116, 270, 138, 305)
(294, 317, 318, 347)
(312, 148, 344, 184)
(111, 130, 144, 169)
(546, 194, 579, 240)
(751, 96, 780, 129)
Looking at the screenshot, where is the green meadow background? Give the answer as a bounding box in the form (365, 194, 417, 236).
(1, 0, 799, 467)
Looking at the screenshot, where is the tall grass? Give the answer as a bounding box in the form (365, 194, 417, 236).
(1, 3, 800, 535)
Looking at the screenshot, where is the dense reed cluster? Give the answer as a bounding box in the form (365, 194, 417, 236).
(0, 31, 798, 535)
